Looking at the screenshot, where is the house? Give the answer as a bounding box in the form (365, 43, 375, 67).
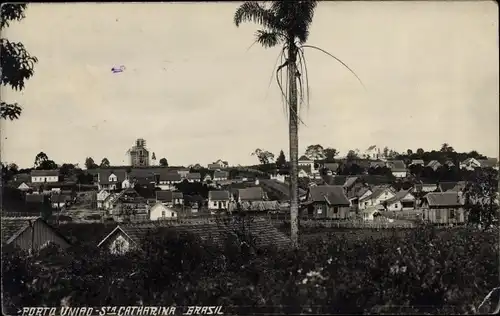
(97, 189, 111, 209)
(383, 190, 416, 211)
(1, 216, 71, 251)
(410, 159, 424, 166)
(413, 182, 438, 194)
(186, 173, 201, 183)
(346, 186, 373, 210)
(156, 190, 184, 207)
(438, 182, 459, 193)
(364, 145, 382, 160)
(236, 187, 266, 203)
(102, 193, 119, 211)
(208, 159, 229, 170)
(460, 157, 481, 171)
(97, 217, 292, 255)
(444, 160, 455, 168)
(157, 172, 182, 190)
(108, 188, 149, 219)
(427, 160, 442, 172)
(213, 171, 229, 182)
(51, 194, 71, 209)
(422, 192, 466, 224)
(17, 182, 31, 191)
(149, 202, 178, 221)
(298, 165, 312, 178)
(208, 190, 231, 210)
(121, 178, 133, 189)
(177, 169, 190, 179)
(358, 185, 396, 210)
(298, 155, 318, 175)
(31, 170, 60, 183)
(342, 176, 360, 191)
(362, 207, 384, 221)
(236, 200, 281, 213)
(387, 160, 407, 178)
(478, 158, 499, 170)
(203, 174, 213, 182)
(97, 169, 127, 191)
(303, 185, 351, 219)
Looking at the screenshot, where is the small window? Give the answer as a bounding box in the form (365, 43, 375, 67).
(161, 210, 165, 217)
(317, 209, 323, 214)
(436, 210, 441, 220)
(334, 207, 339, 214)
(449, 209, 455, 219)
(171, 212, 175, 217)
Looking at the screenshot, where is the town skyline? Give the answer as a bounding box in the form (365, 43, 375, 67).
(1, 2, 498, 168)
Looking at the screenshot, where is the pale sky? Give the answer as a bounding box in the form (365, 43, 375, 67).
(1, 1, 498, 168)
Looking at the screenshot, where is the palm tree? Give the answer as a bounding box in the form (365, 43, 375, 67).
(234, 1, 363, 247)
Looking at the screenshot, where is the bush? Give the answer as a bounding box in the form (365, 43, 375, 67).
(2, 226, 498, 314)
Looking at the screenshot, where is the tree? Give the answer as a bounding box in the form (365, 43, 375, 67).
(34, 152, 48, 168)
(84, 157, 97, 170)
(464, 168, 499, 228)
(234, 1, 363, 247)
(440, 143, 454, 153)
(8, 163, 18, 173)
(252, 148, 275, 165)
(100, 158, 110, 168)
(407, 149, 413, 156)
(305, 144, 325, 161)
(1, 4, 38, 120)
(276, 150, 287, 170)
(346, 150, 358, 161)
(323, 148, 338, 162)
(37, 160, 58, 170)
(159, 158, 168, 167)
(416, 148, 425, 156)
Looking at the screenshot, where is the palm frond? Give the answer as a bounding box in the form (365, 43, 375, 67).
(301, 44, 366, 90)
(265, 47, 287, 100)
(234, 2, 277, 29)
(255, 30, 282, 49)
(298, 47, 311, 109)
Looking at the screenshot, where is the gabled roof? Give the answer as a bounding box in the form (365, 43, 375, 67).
(209, 190, 231, 201)
(187, 173, 201, 180)
(1, 216, 71, 245)
(97, 217, 292, 250)
(369, 161, 386, 169)
(343, 176, 359, 188)
(387, 160, 406, 172)
(424, 192, 464, 207)
(361, 185, 393, 202)
(427, 160, 442, 170)
(99, 169, 127, 184)
(213, 171, 229, 178)
(159, 171, 181, 182)
(438, 182, 458, 192)
(410, 159, 424, 165)
(156, 190, 183, 202)
(478, 158, 499, 168)
(31, 169, 60, 177)
(298, 165, 312, 174)
(238, 201, 280, 211)
(307, 185, 350, 206)
(299, 155, 312, 161)
(238, 187, 265, 201)
(384, 190, 414, 205)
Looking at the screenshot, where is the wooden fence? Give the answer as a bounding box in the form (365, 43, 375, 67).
(275, 218, 417, 229)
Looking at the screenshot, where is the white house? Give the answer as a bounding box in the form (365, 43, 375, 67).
(459, 158, 481, 171)
(208, 190, 231, 210)
(177, 169, 190, 179)
(363, 207, 383, 221)
(364, 145, 381, 160)
(97, 189, 111, 209)
(359, 186, 396, 210)
(270, 174, 285, 183)
(186, 173, 201, 183)
(121, 178, 133, 189)
(384, 190, 416, 211)
(31, 170, 59, 183)
(208, 159, 229, 170)
(149, 202, 178, 221)
(157, 172, 182, 190)
(17, 182, 31, 191)
(298, 156, 318, 175)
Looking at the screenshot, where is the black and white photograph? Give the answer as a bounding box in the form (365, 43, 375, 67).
(1, 1, 499, 315)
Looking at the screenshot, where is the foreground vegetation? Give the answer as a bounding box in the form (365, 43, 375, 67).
(3, 225, 499, 315)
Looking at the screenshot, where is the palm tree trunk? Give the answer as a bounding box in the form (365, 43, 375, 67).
(287, 46, 299, 248)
